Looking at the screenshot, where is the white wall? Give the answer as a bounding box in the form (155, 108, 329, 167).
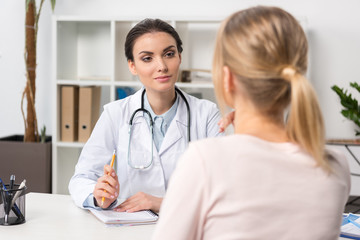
(1, 0, 360, 139)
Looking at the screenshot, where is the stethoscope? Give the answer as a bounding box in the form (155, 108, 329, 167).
(127, 87, 191, 169)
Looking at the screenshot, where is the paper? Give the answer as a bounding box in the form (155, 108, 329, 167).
(89, 208, 158, 225)
(341, 213, 360, 239)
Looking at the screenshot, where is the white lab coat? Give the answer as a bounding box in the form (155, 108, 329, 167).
(69, 88, 222, 208)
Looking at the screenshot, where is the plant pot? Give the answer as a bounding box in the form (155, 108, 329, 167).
(0, 135, 52, 193)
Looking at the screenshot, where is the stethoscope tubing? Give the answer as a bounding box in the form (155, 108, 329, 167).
(127, 87, 191, 169)
(131, 87, 190, 141)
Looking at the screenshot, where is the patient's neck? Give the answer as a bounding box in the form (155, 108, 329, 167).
(233, 109, 288, 143)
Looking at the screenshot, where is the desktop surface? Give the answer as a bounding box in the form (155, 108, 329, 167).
(0, 193, 155, 239)
(0, 192, 349, 239)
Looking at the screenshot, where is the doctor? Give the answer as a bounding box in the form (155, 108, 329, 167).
(69, 18, 222, 213)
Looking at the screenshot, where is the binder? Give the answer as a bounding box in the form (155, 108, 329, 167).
(78, 86, 101, 142)
(61, 86, 79, 142)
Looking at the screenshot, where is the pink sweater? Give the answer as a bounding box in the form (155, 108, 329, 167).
(152, 134, 350, 240)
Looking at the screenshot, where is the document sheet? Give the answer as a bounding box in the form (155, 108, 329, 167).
(89, 208, 158, 225)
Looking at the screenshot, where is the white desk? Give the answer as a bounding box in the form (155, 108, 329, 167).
(0, 193, 349, 239)
(0, 193, 155, 239)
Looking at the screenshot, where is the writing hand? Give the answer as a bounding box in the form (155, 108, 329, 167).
(93, 164, 119, 208)
(114, 192, 163, 213)
(218, 111, 235, 133)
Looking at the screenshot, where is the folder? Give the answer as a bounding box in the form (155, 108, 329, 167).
(78, 86, 101, 142)
(61, 86, 79, 142)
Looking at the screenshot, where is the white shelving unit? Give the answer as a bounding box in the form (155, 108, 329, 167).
(52, 16, 221, 194)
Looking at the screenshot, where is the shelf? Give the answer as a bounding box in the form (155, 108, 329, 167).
(57, 79, 112, 86)
(56, 141, 85, 148)
(176, 82, 213, 89)
(56, 21, 112, 80)
(52, 17, 220, 194)
(57, 80, 214, 89)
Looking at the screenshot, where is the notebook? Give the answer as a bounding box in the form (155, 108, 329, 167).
(341, 213, 360, 239)
(89, 208, 158, 225)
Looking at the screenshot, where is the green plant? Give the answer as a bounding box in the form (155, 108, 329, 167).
(21, 0, 55, 142)
(331, 82, 360, 136)
(40, 125, 47, 143)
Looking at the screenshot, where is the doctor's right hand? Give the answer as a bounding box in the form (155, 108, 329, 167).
(93, 165, 119, 209)
(218, 111, 235, 133)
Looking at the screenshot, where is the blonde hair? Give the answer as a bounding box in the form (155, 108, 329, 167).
(213, 6, 328, 170)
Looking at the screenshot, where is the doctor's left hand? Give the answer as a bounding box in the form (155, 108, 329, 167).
(114, 192, 163, 213)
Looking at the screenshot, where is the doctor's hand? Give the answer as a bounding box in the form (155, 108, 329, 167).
(93, 164, 119, 209)
(114, 192, 163, 213)
(218, 111, 235, 133)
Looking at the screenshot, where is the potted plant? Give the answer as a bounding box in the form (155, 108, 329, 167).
(0, 0, 56, 193)
(331, 82, 360, 212)
(330, 82, 360, 144)
(332, 82, 360, 136)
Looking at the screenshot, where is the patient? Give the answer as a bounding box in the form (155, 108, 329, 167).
(152, 6, 350, 240)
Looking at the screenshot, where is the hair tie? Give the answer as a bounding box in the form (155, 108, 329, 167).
(281, 66, 297, 81)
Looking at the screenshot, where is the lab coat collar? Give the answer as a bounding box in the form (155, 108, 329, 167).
(158, 88, 189, 154)
(126, 87, 145, 125)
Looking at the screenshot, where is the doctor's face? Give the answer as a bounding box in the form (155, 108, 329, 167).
(128, 32, 181, 94)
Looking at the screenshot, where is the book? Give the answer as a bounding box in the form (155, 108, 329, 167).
(116, 87, 136, 100)
(341, 213, 360, 239)
(89, 208, 158, 225)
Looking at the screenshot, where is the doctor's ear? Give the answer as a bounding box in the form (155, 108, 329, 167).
(128, 60, 138, 75)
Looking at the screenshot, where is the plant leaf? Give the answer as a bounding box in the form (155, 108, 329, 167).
(50, 0, 56, 12)
(332, 85, 358, 110)
(341, 109, 360, 127)
(332, 83, 360, 136)
(351, 82, 360, 93)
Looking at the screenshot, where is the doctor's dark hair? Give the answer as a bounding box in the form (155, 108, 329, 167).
(125, 18, 183, 62)
(213, 6, 328, 171)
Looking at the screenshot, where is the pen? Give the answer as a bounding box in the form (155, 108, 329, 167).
(101, 150, 116, 207)
(9, 175, 15, 190)
(0, 179, 24, 220)
(10, 179, 26, 210)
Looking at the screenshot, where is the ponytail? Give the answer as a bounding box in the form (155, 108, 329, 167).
(213, 6, 330, 171)
(283, 67, 329, 171)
